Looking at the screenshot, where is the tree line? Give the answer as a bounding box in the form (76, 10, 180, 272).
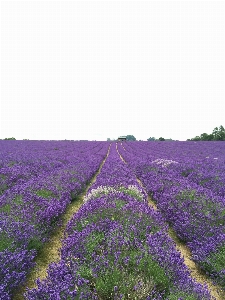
(147, 137, 174, 141)
(187, 125, 225, 141)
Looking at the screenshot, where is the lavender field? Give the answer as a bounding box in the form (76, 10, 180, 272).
(1, 140, 225, 299)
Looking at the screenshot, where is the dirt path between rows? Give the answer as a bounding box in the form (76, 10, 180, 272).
(116, 144, 224, 300)
(13, 144, 111, 300)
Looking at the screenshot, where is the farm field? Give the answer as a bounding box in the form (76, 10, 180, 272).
(1, 140, 225, 299)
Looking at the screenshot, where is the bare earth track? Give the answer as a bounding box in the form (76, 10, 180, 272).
(116, 143, 225, 300)
(13, 145, 111, 300)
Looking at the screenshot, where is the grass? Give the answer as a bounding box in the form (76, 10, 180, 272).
(0, 203, 11, 214)
(71, 177, 78, 182)
(7, 161, 17, 167)
(0, 195, 23, 218)
(27, 237, 43, 251)
(167, 291, 198, 300)
(0, 233, 14, 251)
(0, 174, 7, 180)
(115, 199, 126, 209)
(14, 195, 23, 205)
(200, 244, 225, 288)
(0, 183, 8, 195)
(77, 232, 171, 299)
(35, 189, 55, 199)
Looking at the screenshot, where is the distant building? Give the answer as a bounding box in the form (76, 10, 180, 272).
(118, 136, 127, 141)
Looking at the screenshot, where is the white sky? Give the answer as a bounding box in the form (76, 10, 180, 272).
(1, 0, 224, 141)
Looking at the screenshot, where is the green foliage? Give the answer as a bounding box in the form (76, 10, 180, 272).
(189, 125, 225, 141)
(71, 177, 78, 183)
(4, 137, 16, 140)
(115, 199, 126, 209)
(136, 252, 170, 293)
(147, 137, 156, 141)
(77, 265, 93, 281)
(85, 232, 105, 257)
(167, 291, 198, 300)
(80, 234, 170, 298)
(190, 136, 201, 141)
(117, 187, 143, 201)
(126, 135, 136, 141)
(0, 183, 8, 195)
(212, 125, 225, 141)
(200, 133, 214, 141)
(27, 237, 43, 251)
(35, 189, 54, 198)
(0, 196, 23, 215)
(7, 161, 16, 167)
(181, 168, 194, 177)
(0, 233, 14, 251)
(200, 244, 225, 288)
(14, 195, 23, 205)
(0, 203, 11, 214)
(95, 268, 125, 297)
(158, 137, 165, 141)
(206, 244, 225, 272)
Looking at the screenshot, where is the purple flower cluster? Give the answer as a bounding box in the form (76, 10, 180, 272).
(0, 140, 109, 298)
(25, 143, 211, 299)
(117, 141, 225, 288)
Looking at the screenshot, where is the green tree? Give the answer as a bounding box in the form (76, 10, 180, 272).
(158, 137, 165, 141)
(212, 127, 219, 140)
(200, 133, 213, 141)
(217, 125, 225, 140)
(147, 137, 155, 141)
(126, 135, 136, 141)
(212, 126, 225, 140)
(4, 137, 16, 140)
(188, 125, 225, 141)
(192, 136, 201, 141)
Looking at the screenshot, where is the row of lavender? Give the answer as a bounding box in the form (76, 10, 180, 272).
(0, 140, 109, 299)
(25, 144, 212, 299)
(117, 141, 225, 289)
